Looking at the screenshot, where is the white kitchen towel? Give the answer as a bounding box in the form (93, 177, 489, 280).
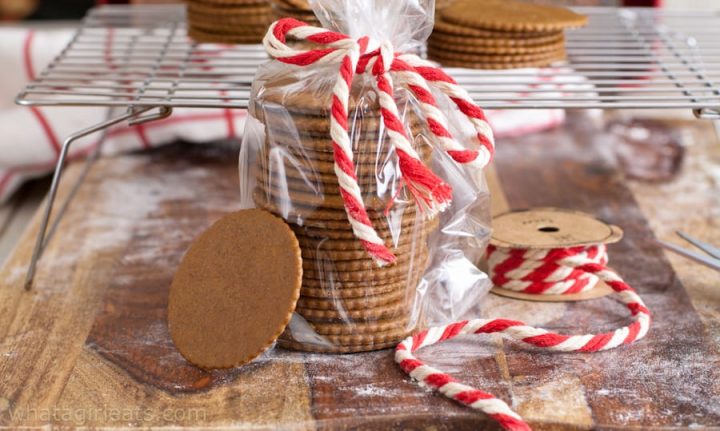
(0, 27, 570, 203)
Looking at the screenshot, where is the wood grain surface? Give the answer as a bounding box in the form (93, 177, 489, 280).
(0, 112, 718, 429)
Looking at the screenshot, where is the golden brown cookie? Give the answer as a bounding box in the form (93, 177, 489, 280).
(277, 338, 400, 353)
(303, 245, 426, 273)
(300, 279, 409, 298)
(430, 27, 563, 47)
(295, 300, 407, 320)
(308, 314, 411, 334)
(429, 53, 567, 69)
(302, 248, 429, 282)
(428, 46, 566, 63)
(428, 37, 565, 55)
(188, 27, 265, 44)
(168, 209, 302, 369)
(440, 0, 588, 32)
(296, 288, 406, 310)
(253, 188, 418, 221)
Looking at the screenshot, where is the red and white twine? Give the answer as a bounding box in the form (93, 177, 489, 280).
(396, 243, 651, 431)
(263, 19, 494, 266)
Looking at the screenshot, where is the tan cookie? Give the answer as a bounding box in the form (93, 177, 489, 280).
(187, 2, 271, 16)
(314, 327, 413, 346)
(277, 338, 400, 353)
(168, 209, 301, 369)
(295, 300, 408, 321)
(430, 28, 563, 48)
(429, 53, 567, 70)
(296, 288, 406, 310)
(293, 219, 432, 240)
(256, 181, 432, 211)
(188, 20, 271, 35)
(303, 244, 427, 273)
(302, 248, 429, 281)
(433, 19, 559, 39)
(292, 212, 423, 239)
(428, 38, 565, 55)
(294, 217, 438, 253)
(308, 314, 411, 334)
(427, 46, 567, 63)
(255, 80, 420, 116)
(271, 0, 312, 11)
(253, 188, 419, 222)
(300, 237, 417, 260)
(301, 272, 410, 288)
(259, 112, 424, 141)
(300, 279, 409, 298)
(440, 0, 587, 32)
(256, 183, 388, 211)
(259, 140, 431, 170)
(188, 27, 264, 44)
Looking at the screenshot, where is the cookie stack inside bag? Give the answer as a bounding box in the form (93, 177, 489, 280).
(186, 0, 273, 44)
(269, 0, 321, 26)
(251, 84, 437, 353)
(428, 0, 587, 69)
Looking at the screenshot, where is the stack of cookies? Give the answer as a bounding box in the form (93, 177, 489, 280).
(186, 0, 273, 44)
(269, 0, 321, 26)
(251, 88, 435, 353)
(428, 0, 587, 69)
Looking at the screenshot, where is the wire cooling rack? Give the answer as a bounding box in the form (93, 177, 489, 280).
(13, 4, 720, 289)
(14, 5, 720, 117)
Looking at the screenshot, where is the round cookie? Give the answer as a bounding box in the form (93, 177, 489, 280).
(256, 181, 430, 211)
(430, 54, 566, 70)
(315, 327, 413, 346)
(300, 279, 409, 298)
(167, 209, 302, 369)
(188, 27, 264, 44)
(189, 20, 271, 35)
(257, 80, 421, 116)
(271, 0, 312, 11)
(303, 244, 427, 273)
(301, 248, 429, 282)
(427, 46, 567, 63)
(433, 19, 561, 39)
(301, 272, 410, 288)
(429, 29, 564, 48)
(440, 0, 588, 32)
(253, 188, 419, 222)
(187, 2, 271, 16)
(308, 314, 411, 334)
(296, 288, 406, 310)
(291, 214, 426, 240)
(259, 108, 422, 136)
(294, 217, 438, 253)
(301, 238, 418, 261)
(428, 38, 565, 55)
(277, 338, 400, 353)
(295, 300, 408, 321)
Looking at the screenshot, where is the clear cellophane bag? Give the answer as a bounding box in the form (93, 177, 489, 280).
(238, 0, 492, 352)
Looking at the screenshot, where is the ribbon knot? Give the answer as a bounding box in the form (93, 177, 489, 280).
(263, 18, 495, 266)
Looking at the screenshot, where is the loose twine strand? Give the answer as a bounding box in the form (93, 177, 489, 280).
(262, 20, 651, 431)
(395, 244, 651, 431)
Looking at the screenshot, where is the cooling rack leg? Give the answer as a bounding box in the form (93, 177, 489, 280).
(24, 106, 164, 291)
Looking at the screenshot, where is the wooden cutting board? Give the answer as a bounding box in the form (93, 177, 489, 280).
(0, 113, 718, 429)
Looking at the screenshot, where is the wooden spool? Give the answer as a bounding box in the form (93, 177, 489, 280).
(488, 207, 623, 302)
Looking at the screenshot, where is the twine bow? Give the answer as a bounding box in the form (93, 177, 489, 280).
(263, 18, 495, 266)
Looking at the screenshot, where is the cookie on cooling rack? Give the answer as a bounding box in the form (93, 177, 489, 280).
(428, 0, 587, 69)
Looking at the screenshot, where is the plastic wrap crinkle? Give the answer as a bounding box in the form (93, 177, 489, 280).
(238, 0, 492, 352)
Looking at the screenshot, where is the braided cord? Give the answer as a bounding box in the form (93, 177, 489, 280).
(396, 244, 651, 431)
